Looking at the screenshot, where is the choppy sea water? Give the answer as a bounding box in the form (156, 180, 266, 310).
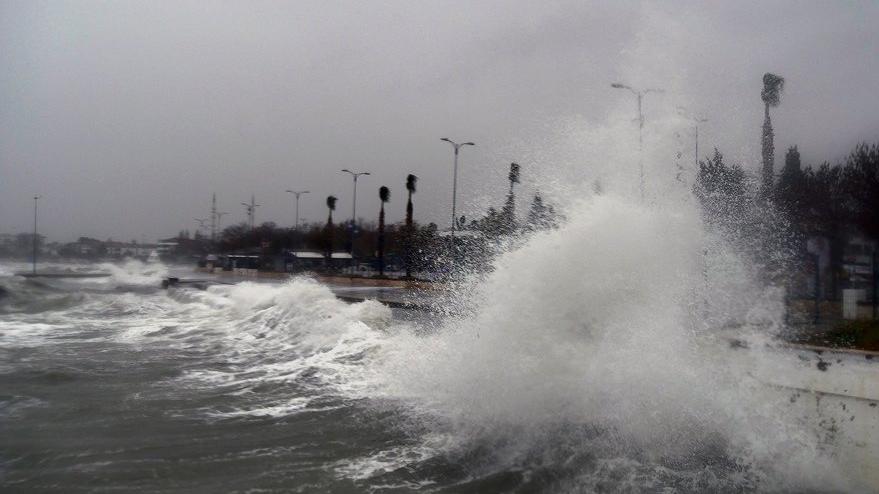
(2, 199, 877, 493)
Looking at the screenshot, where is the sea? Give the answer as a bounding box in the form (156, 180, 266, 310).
(2, 196, 876, 493)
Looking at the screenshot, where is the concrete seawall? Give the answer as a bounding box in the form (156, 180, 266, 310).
(194, 266, 441, 290)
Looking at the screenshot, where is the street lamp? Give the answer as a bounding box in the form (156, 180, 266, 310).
(676, 106, 708, 168)
(340, 169, 370, 269)
(285, 189, 310, 232)
(611, 82, 664, 198)
(440, 138, 475, 239)
(241, 203, 252, 227)
(241, 194, 259, 230)
(32, 195, 40, 274)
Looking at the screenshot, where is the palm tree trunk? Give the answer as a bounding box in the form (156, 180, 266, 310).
(378, 204, 385, 276)
(761, 103, 775, 197)
(405, 191, 413, 278)
(324, 212, 333, 266)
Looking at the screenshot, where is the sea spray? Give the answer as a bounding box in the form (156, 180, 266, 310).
(0, 253, 868, 490)
(0, 253, 863, 490)
(369, 193, 854, 491)
(99, 259, 169, 286)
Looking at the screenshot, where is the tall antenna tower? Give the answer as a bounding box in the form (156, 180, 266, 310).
(210, 193, 217, 242)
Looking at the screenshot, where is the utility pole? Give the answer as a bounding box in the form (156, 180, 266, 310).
(340, 169, 369, 271)
(611, 83, 664, 199)
(32, 195, 40, 274)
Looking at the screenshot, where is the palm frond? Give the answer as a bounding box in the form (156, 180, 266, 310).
(509, 163, 520, 184)
(761, 73, 784, 107)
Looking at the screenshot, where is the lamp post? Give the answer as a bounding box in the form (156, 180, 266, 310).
(285, 189, 310, 232)
(32, 195, 40, 274)
(341, 169, 370, 271)
(677, 106, 708, 168)
(440, 138, 475, 239)
(611, 83, 663, 198)
(241, 194, 259, 230)
(241, 202, 252, 228)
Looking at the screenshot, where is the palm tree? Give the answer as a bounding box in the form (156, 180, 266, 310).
(405, 174, 417, 278)
(502, 162, 520, 234)
(377, 186, 390, 276)
(324, 195, 337, 265)
(761, 73, 784, 196)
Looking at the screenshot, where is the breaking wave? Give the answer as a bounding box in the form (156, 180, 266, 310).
(0, 195, 872, 491)
(368, 194, 856, 492)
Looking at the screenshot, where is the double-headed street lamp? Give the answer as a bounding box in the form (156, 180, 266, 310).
(340, 169, 370, 267)
(241, 194, 259, 230)
(285, 189, 310, 231)
(440, 138, 475, 239)
(611, 82, 664, 198)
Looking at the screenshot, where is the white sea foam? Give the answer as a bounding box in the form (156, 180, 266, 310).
(99, 259, 169, 286)
(0, 122, 871, 494)
(335, 443, 441, 482)
(142, 278, 395, 417)
(363, 194, 861, 491)
(0, 227, 872, 491)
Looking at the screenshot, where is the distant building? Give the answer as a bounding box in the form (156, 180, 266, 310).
(157, 238, 180, 256)
(0, 233, 16, 255)
(285, 250, 352, 271)
(105, 241, 158, 259)
(842, 234, 877, 290)
(59, 237, 106, 258)
(801, 233, 876, 301)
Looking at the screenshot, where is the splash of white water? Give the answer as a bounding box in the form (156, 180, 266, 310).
(366, 194, 858, 491)
(99, 259, 169, 286)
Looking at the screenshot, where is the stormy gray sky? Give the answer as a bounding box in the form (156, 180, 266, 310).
(1, 0, 877, 242)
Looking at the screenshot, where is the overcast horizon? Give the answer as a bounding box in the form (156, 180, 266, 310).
(2, 0, 878, 243)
